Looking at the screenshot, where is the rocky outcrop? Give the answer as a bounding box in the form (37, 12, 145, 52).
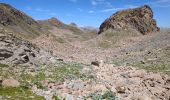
(0, 31, 58, 66)
(98, 5, 160, 35)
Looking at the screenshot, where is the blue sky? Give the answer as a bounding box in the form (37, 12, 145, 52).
(1, 0, 170, 28)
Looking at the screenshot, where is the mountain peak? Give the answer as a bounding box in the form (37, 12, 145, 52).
(46, 17, 65, 27)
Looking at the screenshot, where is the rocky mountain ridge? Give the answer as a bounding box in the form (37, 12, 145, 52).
(0, 3, 47, 39)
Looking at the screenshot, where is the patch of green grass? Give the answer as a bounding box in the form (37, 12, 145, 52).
(102, 91, 116, 100)
(53, 96, 60, 100)
(55, 37, 66, 43)
(21, 71, 45, 82)
(0, 63, 9, 68)
(90, 91, 116, 100)
(0, 86, 44, 100)
(20, 72, 46, 89)
(131, 61, 170, 75)
(50, 63, 93, 81)
(103, 29, 138, 38)
(64, 25, 82, 35)
(112, 47, 170, 75)
(98, 29, 139, 49)
(98, 41, 111, 49)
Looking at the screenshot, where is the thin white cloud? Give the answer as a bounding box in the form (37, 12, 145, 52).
(100, 7, 124, 12)
(148, 0, 170, 7)
(25, 6, 57, 16)
(69, 0, 77, 3)
(92, 0, 97, 6)
(125, 5, 138, 9)
(88, 10, 95, 13)
(25, 6, 32, 10)
(77, 8, 83, 12)
(66, 13, 73, 17)
(100, 5, 138, 13)
(156, 0, 170, 3)
(49, 12, 57, 16)
(91, 0, 106, 6)
(35, 8, 49, 12)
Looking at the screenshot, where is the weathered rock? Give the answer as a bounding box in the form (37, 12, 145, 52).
(0, 33, 58, 66)
(98, 5, 159, 35)
(91, 61, 100, 66)
(67, 81, 85, 90)
(65, 94, 74, 100)
(115, 86, 126, 93)
(2, 79, 20, 87)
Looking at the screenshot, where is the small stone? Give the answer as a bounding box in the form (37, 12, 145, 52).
(2, 79, 20, 87)
(91, 61, 100, 66)
(67, 81, 85, 90)
(0, 76, 2, 85)
(116, 86, 126, 93)
(65, 94, 74, 100)
(92, 84, 108, 92)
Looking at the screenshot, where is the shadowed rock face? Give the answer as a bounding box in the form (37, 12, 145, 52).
(98, 5, 160, 35)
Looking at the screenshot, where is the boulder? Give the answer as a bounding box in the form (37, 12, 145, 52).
(2, 79, 20, 87)
(115, 86, 126, 93)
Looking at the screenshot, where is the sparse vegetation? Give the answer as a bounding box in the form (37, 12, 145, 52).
(0, 63, 9, 68)
(103, 29, 139, 38)
(112, 46, 170, 75)
(64, 25, 83, 35)
(0, 86, 44, 100)
(53, 96, 60, 100)
(55, 37, 66, 43)
(90, 91, 116, 100)
(49, 62, 93, 81)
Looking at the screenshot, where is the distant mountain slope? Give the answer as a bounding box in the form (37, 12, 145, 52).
(0, 3, 47, 39)
(38, 18, 97, 42)
(38, 17, 84, 35)
(38, 17, 65, 29)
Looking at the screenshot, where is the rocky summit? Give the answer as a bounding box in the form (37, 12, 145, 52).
(98, 5, 160, 35)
